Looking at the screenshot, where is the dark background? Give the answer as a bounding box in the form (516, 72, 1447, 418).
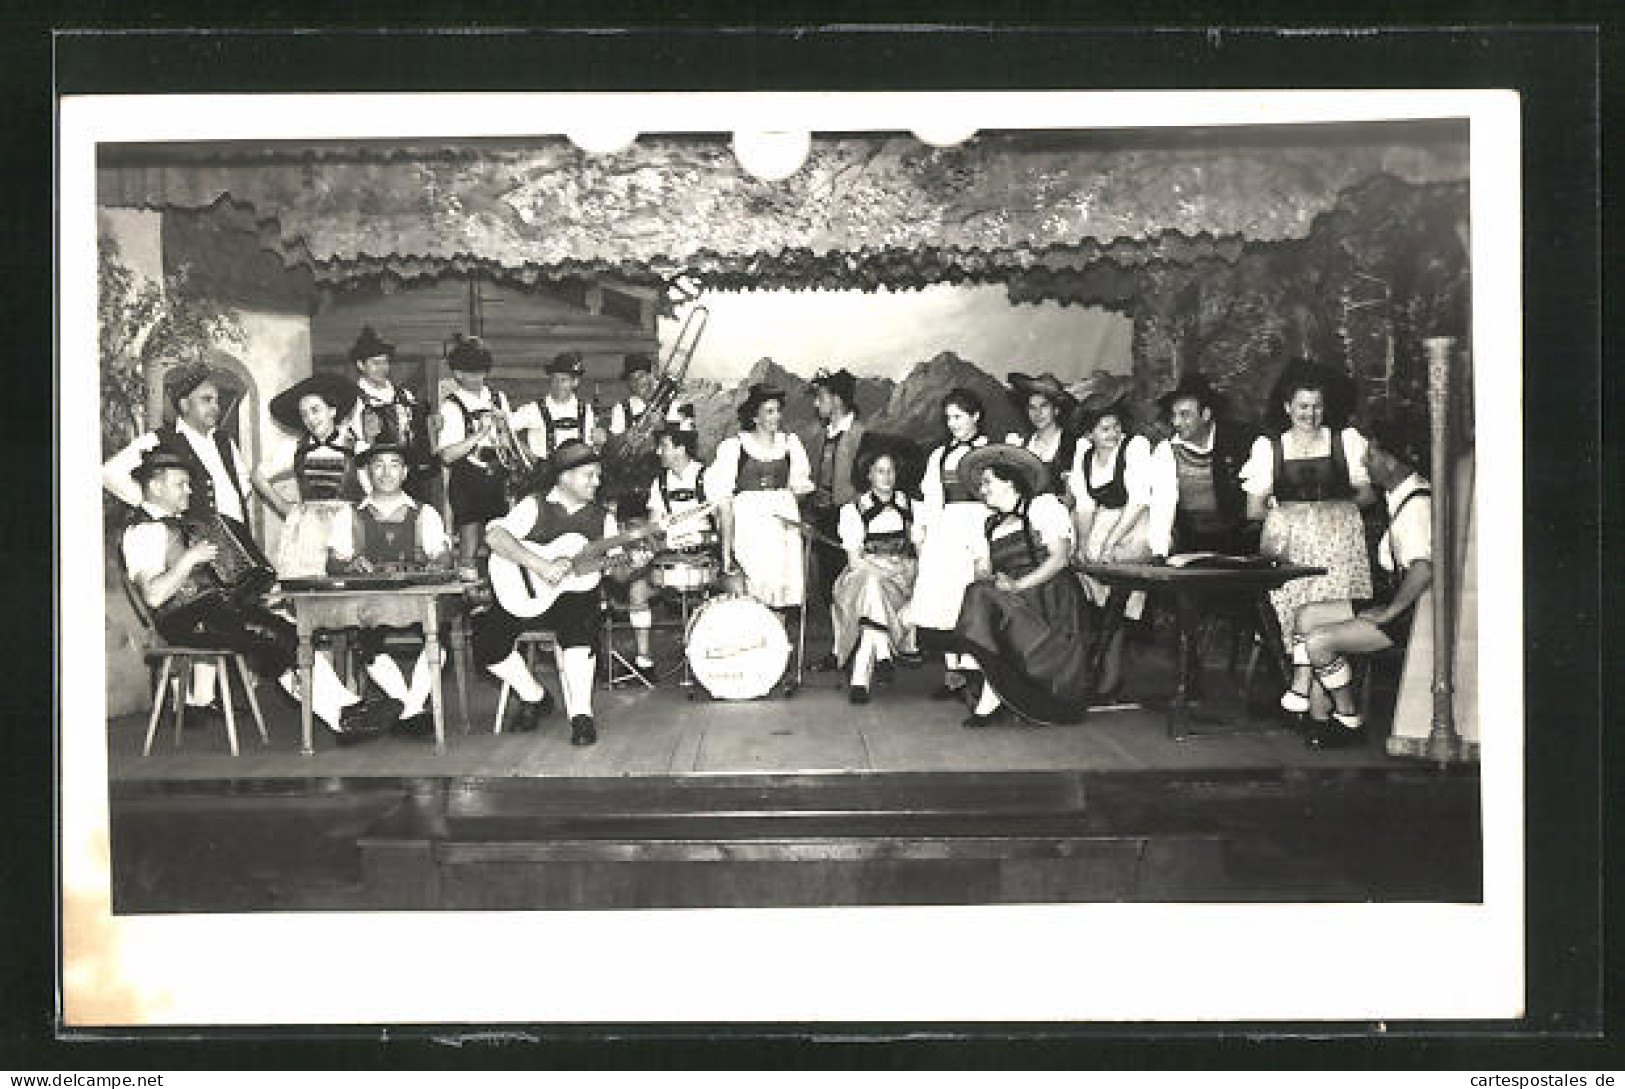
(8, 11, 1610, 1070)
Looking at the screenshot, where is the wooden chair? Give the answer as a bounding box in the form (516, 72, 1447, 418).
(492, 629, 558, 734)
(121, 574, 269, 757)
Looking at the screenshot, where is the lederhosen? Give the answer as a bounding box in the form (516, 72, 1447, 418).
(443, 392, 509, 526)
(348, 501, 430, 657)
(292, 433, 363, 501)
(1376, 486, 1432, 646)
(150, 425, 255, 540)
(537, 399, 585, 454)
(472, 496, 611, 664)
(610, 397, 663, 521)
(127, 507, 294, 678)
(655, 465, 715, 556)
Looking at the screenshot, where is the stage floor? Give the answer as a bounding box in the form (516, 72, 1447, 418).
(105, 645, 1409, 782)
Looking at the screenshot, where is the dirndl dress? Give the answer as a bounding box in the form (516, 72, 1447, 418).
(905, 437, 990, 634)
(955, 493, 1092, 725)
(272, 435, 363, 579)
(1071, 434, 1155, 619)
(830, 493, 918, 664)
(708, 432, 813, 608)
(1245, 428, 1374, 642)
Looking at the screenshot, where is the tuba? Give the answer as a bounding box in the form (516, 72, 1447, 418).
(614, 304, 709, 460)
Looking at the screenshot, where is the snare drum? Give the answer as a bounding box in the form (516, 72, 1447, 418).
(684, 594, 790, 700)
(649, 550, 718, 592)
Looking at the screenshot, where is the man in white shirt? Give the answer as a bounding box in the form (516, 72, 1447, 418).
(519, 350, 604, 460)
(1143, 372, 1261, 559)
(1282, 410, 1434, 748)
(328, 443, 454, 736)
(120, 447, 398, 743)
(103, 362, 258, 714)
(347, 326, 436, 505)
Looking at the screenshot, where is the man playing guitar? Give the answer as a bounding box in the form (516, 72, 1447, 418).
(474, 440, 650, 746)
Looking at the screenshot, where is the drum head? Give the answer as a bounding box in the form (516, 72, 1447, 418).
(684, 595, 790, 700)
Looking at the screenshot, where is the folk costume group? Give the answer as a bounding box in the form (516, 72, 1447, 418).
(104, 326, 1436, 753)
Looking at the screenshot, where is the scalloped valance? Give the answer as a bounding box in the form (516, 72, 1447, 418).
(97, 130, 1468, 291)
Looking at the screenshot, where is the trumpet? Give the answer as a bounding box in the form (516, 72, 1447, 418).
(486, 404, 536, 476)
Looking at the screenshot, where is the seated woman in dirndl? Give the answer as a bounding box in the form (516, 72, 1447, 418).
(252, 373, 364, 579)
(954, 444, 1093, 728)
(830, 448, 921, 705)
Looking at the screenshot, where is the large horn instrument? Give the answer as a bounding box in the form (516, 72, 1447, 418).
(615, 304, 709, 458)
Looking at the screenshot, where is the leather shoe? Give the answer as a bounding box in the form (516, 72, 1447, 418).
(962, 706, 1010, 729)
(569, 714, 598, 746)
(848, 684, 871, 705)
(334, 697, 402, 745)
(510, 690, 554, 732)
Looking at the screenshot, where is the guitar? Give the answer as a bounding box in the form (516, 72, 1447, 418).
(487, 502, 717, 618)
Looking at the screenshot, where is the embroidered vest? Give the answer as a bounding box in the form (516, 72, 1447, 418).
(293, 433, 361, 501)
(985, 504, 1043, 579)
(940, 436, 986, 503)
(734, 441, 791, 493)
(860, 493, 914, 557)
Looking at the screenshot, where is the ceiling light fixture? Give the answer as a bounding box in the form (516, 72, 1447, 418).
(732, 130, 811, 182)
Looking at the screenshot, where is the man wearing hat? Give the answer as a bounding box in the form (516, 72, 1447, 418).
(103, 361, 255, 533)
(346, 326, 437, 505)
(606, 351, 693, 438)
(103, 361, 259, 714)
(1145, 372, 1262, 559)
(437, 334, 523, 570)
(120, 447, 398, 743)
(476, 440, 647, 746)
(326, 442, 454, 736)
(517, 350, 604, 461)
(806, 367, 870, 667)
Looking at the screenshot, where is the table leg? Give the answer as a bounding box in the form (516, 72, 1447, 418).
(1169, 592, 1203, 741)
(425, 598, 446, 754)
(296, 608, 316, 757)
(1086, 586, 1131, 701)
(451, 614, 471, 733)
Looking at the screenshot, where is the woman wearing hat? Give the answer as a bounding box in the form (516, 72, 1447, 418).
(705, 383, 814, 612)
(253, 372, 364, 578)
(1069, 394, 1155, 694)
(830, 448, 922, 704)
(1005, 372, 1080, 501)
(1242, 358, 1378, 645)
(954, 443, 1091, 727)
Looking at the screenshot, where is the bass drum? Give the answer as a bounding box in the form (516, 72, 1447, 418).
(685, 594, 790, 700)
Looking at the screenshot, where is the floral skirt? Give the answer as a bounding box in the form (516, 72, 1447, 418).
(955, 573, 1092, 726)
(1260, 499, 1372, 642)
(831, 553, 918, 664)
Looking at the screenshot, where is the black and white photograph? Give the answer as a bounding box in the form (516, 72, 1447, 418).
(58, 81, 1526, 1026)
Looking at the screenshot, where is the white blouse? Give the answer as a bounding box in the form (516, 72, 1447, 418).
(704, 431, 814, 501)
(1067, 434, 1154, 513)
(1240, 427, 1371, 496)
(837, 494, 920, 552)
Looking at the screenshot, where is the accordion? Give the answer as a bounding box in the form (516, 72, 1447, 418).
(155, 511, 277, 622)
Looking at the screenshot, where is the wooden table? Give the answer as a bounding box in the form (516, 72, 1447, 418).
(274, 583, 470, 756)
(1080, 562, 1325, 740)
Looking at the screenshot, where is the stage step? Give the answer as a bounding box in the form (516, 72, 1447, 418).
(353, 771, 1310, 908)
